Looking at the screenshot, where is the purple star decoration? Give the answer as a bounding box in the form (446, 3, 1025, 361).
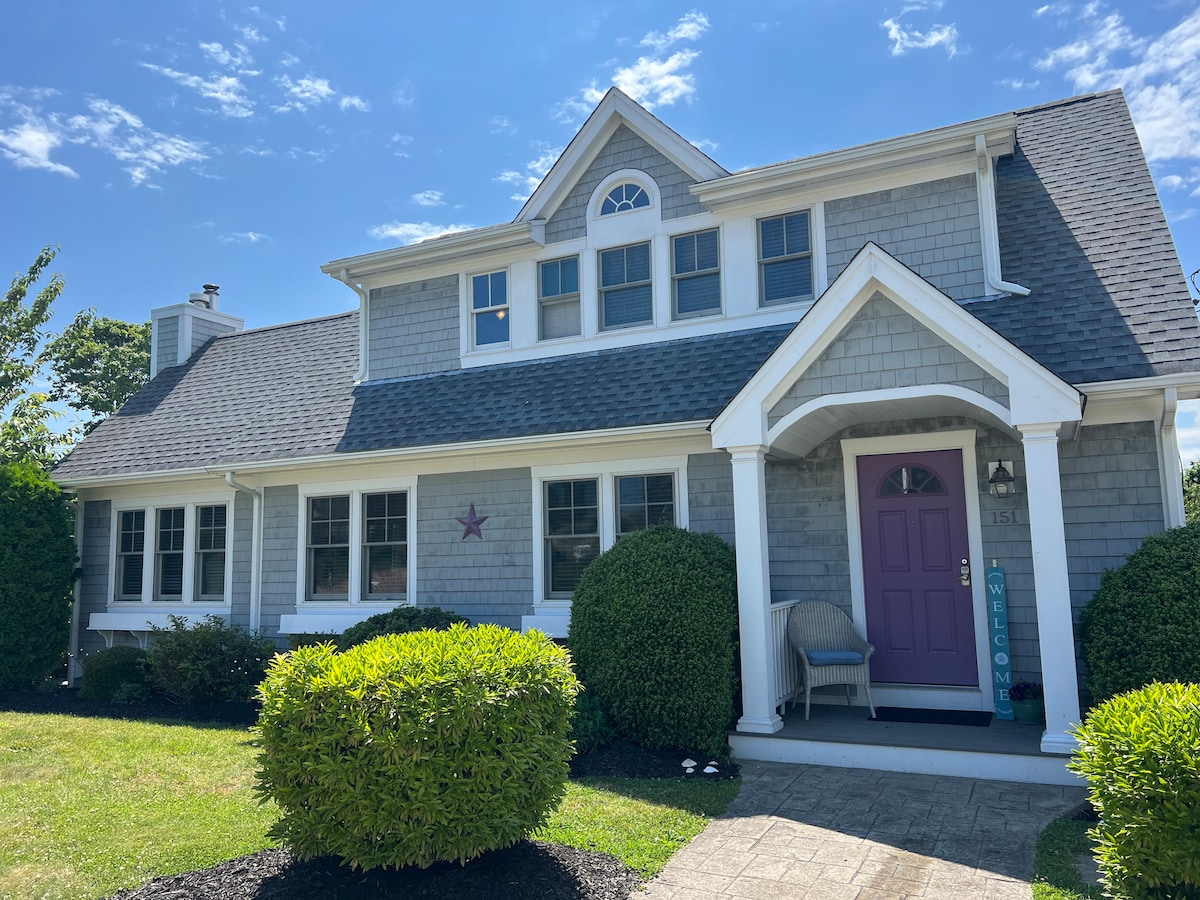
(456, 503, 489, 541)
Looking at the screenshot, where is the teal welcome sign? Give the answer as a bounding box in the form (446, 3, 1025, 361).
(987, 565, 1014, 720)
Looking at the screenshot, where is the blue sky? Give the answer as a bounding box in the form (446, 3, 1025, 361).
(3, 1, 1200, 457)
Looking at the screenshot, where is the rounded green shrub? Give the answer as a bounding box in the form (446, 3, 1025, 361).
(1079, 523, 1200, 703)
(79, 646, 149, 701)
(145, 615, 277, 704)
(255, 623, 579, 871)
(569, 525, 737, 756)
(568, 690, 617, 754)
(1069, 682, 1200, 900)
(0, 462, 76, 690)
(336, 605, 469, 651)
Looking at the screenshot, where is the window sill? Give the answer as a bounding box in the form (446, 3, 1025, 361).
(521, 609, 571, 638)
(89, 610, 231, 632)
(279, 605, 409, 636)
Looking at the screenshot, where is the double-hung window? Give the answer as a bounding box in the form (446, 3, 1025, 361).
(195, 505, 227, 601)
(155, 508, 185, 600)
(671, 229, 721, 319)
(538, 256, 581, 341)
(305, 490, 410, 602)
(362, 492, 407, 599)
(471, 270, 509, 347)
(759, 210, 814, 306)
(599, 242, 652, 330)
(117, 510, 145, 601)
(307, 496, 350, 599)
(541, 471, 679, 598)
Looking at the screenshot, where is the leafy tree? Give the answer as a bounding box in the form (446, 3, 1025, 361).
(0, 246, 66, 465)
(46, 309, 150, 431)
(1185, 460, 1200, 524)
(0, 461, 76, 689)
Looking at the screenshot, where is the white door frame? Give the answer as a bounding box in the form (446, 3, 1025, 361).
(841, 430, 992, 711)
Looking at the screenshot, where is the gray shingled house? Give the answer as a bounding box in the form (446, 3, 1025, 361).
(55, 88, 1200, 784)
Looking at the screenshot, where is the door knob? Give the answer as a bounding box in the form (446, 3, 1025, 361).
(960, 558, 971, 586)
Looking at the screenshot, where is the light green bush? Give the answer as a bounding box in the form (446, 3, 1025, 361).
(79, 646, 148, 701)
(145, 615, 277, 704)
(1069, 681, 1200, 900)
(255, 623, 579, 870)
(569, 525, 737, 756)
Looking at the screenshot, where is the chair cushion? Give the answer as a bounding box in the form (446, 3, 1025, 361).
(805, 650, 865, 666)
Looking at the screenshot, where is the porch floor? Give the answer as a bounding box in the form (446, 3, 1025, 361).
(773, 703, 1044, 756)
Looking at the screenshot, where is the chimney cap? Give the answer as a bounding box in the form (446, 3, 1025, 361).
(202, 283, 219, 293)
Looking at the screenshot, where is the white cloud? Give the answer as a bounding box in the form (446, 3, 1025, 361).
(411, 189, 444, 207)
(495, 145, 562, 201)
(367, 221, 475, 244)
(1036, 6, 1200, 162)
(199, 41, 253, 69)
(276, 74, 334, 106)
(141, 63, 255, 118)
(899, 0, 945, 14)
(555, 12, 709, 123)
(690, 137, 718, 153)
(287, 146, 327, 162)
(491, 115, 515, 135)
(240, 144, 275, 157)
(881, 18, 959, 57)
(217, 231, 270, 244)
(235, 25, 267, 44)
(0, 97, 78, 177)
(339, 95, 370, 112)
(66, 98, 208, 187)
(639, 11, 710, 52)
(1161, 173, 1187, 190)
(393, 83, 416, 108)
(280, 52, 300, 67)
(997, 77, 1040, 90)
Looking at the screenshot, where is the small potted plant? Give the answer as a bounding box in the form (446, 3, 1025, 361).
(1009, 681, 1045, 725)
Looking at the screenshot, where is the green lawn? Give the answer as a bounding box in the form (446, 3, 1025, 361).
(0, 710, 738, 899)
(1032, 817, 1104, 900)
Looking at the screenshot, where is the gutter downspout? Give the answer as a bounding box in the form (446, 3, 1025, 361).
(225, 472, 265, 634)
(332, 267, 369, 383)
(975, 134, 1032, 297)
(1158, 387, 1186, 527)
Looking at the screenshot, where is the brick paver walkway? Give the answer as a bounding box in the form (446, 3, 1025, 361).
(642, 761, 1086, 899)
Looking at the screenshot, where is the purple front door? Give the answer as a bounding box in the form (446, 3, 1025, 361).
(857, 450, 978, 686)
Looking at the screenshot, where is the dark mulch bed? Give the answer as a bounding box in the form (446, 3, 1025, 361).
(107, 843, 642, 900)
(5, 689, 738, 900)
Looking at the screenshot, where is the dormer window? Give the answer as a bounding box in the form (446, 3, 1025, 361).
(601, 182, 650, 215)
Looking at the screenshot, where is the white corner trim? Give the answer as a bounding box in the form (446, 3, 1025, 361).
(975, 135, 1030, 297)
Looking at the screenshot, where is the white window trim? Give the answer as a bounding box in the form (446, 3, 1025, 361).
(294, 476, 417, 611)
(467, 266, 511, 350)
(589, 169, 660, 222)
(531, 455, 690, 608)
(108, 492, 235, 609)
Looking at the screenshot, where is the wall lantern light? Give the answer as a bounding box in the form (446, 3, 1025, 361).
(988, 459, 1016, 499)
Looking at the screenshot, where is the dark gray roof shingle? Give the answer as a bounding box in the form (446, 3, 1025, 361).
(53, 321, 792, 479)
(977, 90, 1200, 383)
(55, 91, 1200, 482)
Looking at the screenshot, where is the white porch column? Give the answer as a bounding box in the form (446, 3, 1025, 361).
(1020, 424, 1082, 755)
(729, 445, 783, 734)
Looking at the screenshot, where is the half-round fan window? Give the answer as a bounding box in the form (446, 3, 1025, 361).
(878, 465, 945, 496)
(601, 182, 650, 215)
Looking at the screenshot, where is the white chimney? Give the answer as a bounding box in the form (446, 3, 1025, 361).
(150, 283, 243, 378)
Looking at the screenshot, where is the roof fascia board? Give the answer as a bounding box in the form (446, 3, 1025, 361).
(320, 221, 539, 280)
(711, 242, 1079, 446)
(694, 115, 1016, 209)
(517, 88, 727, 224)
(1078, 372, 1200, 402)
(55, 420, 714, 491)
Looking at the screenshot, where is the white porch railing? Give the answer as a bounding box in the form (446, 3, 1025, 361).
(770, 599, 802, 713)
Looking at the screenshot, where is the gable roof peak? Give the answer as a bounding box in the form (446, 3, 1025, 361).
(515, 88, 727, 224)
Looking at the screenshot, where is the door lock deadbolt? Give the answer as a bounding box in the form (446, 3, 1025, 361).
(960, 558, 971, 586)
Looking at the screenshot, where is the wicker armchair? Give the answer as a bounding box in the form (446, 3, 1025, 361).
(786, 601, 877, 720)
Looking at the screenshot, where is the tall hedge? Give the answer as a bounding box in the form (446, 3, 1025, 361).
(256, 623, 579, 870)
(1079, 522, 1200, 703)
(569, 525, 737, 755)
(0, 462, 76, 690)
